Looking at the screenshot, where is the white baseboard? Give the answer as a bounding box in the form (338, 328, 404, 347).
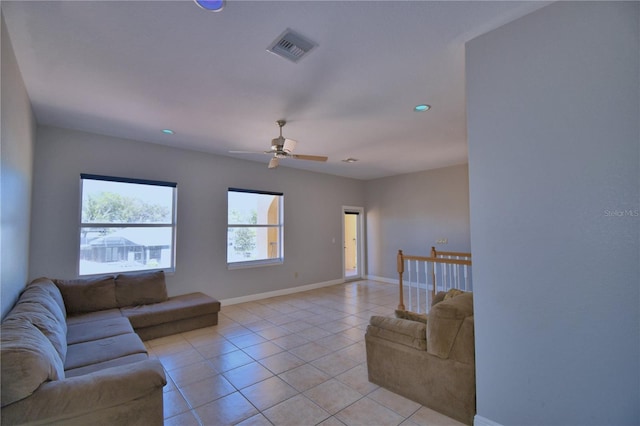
(365, 275, 396, 285)
(220, 278, 345, 306)
(474, 415, 503, 426)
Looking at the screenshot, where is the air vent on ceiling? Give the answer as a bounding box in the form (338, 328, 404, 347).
(267, 29, 317, 63)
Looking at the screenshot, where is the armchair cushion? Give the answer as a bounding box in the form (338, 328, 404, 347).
(395, 309, 427, 324)
(368, 316, 427, 350)
(427, 292, 473, 359)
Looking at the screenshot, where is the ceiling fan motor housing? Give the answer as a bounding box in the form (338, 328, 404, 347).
(230, 119, 325, 168)
(271, 137, 285, 152)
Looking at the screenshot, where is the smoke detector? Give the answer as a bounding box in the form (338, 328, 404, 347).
(267, 29, 317, 63)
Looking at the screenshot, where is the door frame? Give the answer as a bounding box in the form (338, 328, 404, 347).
(342, 206, 365, 281)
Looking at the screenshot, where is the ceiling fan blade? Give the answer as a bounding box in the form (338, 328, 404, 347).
(268, 158, 279, 169)
(229, 150, 267, 154)
(291, 154, 328, 162)
(283, 138, 297, 153)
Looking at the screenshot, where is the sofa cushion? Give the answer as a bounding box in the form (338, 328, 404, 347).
(121, 292, 220, 329)
(16, 285, 67, 333)
(1, 320, 65, 407)
(64, 333, 147, 371)
(67, 317, 135, 345)
(65, 308, 123, 326)
(26, 277, 67, 318)
(65, 353, 149, 378)
(427, 292, 473, 359)
(115, 270, 168, 307)
(55, 275, 118, 315)
(5, 302, 67, 362)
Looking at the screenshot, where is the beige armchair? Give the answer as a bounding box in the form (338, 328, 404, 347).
(365, 291, 475, 425)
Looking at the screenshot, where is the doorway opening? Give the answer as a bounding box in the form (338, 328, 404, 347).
(343, 206, 364, 281)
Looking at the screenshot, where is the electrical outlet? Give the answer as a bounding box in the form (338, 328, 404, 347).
(294, 272, 299, 279)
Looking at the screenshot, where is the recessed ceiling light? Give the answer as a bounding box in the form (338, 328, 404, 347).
(342, 158, 358, 163)
(161, 129, 175, 135)
(414, 104, 431, 112)
(194, 0, 225, 12)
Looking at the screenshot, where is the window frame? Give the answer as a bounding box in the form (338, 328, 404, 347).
(78, 174, 178, 276)
(227, 187, 284, 269)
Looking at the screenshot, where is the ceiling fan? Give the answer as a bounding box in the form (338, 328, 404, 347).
(230, 120, 328, 169)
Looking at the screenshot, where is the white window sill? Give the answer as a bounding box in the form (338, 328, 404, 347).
(227, 259, 283, 270)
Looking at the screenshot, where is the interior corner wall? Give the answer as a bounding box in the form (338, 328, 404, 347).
(466, 2, 639, 425)
(29, 126, 365, 301)
(364, 164, 470, 280)
(1, 11, 36, 319)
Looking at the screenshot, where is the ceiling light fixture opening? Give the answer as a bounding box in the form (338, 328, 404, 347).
(342, 158, 358, 163)
(414, 104, 431, 112)
(161, 129, 175, 135)
(194, 0, 225, 12)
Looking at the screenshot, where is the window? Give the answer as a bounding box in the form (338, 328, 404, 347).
(227, 188, 283, 267)
(79, 174, 177, 276)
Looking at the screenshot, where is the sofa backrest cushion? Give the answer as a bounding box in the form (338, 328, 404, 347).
(5, 301, 67, 363)
(114, 270, 168, 307)
(0, 319, 65, 407)
(55, 276, 118, 315)
(27, 278, 67, 318)
(427, 291, 473, 359)
(16, 285, 67, 334)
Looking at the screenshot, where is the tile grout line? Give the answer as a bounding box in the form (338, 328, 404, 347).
(160, 280, 462, 426)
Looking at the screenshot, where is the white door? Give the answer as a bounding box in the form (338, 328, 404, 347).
(343, 207, 363, 280)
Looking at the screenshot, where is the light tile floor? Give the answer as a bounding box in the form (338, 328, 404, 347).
(146, 279, 464, 426)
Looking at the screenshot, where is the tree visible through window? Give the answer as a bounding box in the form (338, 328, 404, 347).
(227, 188, 283, 267)
(79, 174, 177, 275)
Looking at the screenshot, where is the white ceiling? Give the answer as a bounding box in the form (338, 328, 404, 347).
(2, 0, 548, 180)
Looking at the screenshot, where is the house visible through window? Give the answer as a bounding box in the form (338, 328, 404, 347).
(79, 174, 177, 276)
(227, 188, 283, 267)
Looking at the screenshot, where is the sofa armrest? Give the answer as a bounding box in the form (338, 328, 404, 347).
(1, 359, 166, 425)
(366, 316, 427, 350)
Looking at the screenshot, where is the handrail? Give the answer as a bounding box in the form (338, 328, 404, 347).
(397, 248, 472, 312)
(431, 246, 472, 259)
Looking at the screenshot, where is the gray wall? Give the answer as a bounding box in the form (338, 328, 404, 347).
(1, 12, 36, 319)
(365, 164, 470, 280)
(30, 126, 365, 301)
(467, 2, 639, 424)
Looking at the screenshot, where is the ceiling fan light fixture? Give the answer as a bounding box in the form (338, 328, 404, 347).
(194, 0, 225, 12)
(342, 158, 358, 163)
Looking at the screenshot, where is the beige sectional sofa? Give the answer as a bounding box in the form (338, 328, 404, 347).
(365, 291, 475, 425)
(1, 271, 220, 425)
